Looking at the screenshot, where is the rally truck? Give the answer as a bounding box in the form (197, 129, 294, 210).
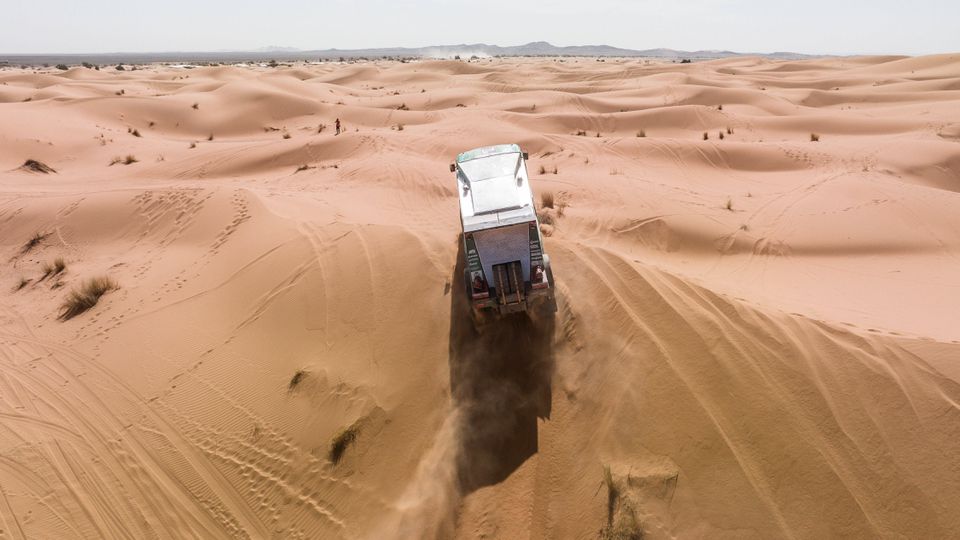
(450, 144, 556, 319)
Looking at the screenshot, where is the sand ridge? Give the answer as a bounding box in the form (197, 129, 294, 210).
(1, 55, 960, 538)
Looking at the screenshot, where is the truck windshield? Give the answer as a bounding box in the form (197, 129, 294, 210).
(459, 153, 519, 182)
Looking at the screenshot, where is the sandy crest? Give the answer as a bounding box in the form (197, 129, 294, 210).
(1, 54, 959, 539)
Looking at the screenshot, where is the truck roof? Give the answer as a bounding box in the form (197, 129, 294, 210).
(455, 144, 537, 233)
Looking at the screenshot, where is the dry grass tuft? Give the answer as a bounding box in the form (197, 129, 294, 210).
(207, 133, 214, 141)
(22, 232, 48, 253)
(283, 132, 292, 139)
(191, 102, 199, 110)
(41, 257, 67, 280)
(130, 128, 141, 137)
(538, 164, 547, 175)
(541, 191, 555, 209)
(288, 369, 308, 391)
(576, 129, 587, 136)
(637, 129, 646, 138)
(396, 103, 409, 110)
(13, 277, 31, 291)
(719, 131, 725, 140)
(20, 159, 57, 174)
(555, 194, 569, 217)
(110, 155, 138, 166)
(810, 133, 820, 142)
(703, 132, 709, 141)
(295, 164, 315, 173)
(329, 423, 360, 464)
(599, 465, 644, 540)
(58, 276, 117, 320)
(552, 165, 558, 175)
(725, 198, 733, 211)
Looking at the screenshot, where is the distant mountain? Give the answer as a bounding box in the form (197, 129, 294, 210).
(256, 46, 302, 53)
(0, 41, 820, 66)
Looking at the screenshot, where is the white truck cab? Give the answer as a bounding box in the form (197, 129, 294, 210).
(451, 144, 555, 318)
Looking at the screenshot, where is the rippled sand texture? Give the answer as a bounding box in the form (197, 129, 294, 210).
(2, 54, 960, 539)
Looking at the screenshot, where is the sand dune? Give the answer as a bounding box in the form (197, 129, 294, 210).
(2, 55, 960, 539)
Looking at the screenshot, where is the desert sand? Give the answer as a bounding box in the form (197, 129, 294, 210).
(1, 54, 960, 539)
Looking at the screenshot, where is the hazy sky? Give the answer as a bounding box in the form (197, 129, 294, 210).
(3, 0, 958, 55)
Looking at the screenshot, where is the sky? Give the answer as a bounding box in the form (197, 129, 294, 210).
(2, 0, 958, 56)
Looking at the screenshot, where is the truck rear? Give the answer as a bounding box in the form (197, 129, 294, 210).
(451, 144, 555, 318)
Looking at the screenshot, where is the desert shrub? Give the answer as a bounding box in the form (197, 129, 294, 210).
(58, 276, 117, 320)
(552, 165, 558, 174)
(538, 164, 546, 175)
(727, 127, 733, 134)
(283, 132, 291, 139)
(719, 131, 724, 140)
(718, 104, 723, 110)
(703, 132, 709, 140)
(56, 64, 68, 70)
(725, 198, 733, 211)
(576, 129, 587, 136)
(637, 129, 646, 138)
(397, 103, 409, 110)
(115, 64, 125, 71)
(191, 102, 199, 109)
(207, 133, 214, 141)
(329, 424, 359, 464)
(14, 277, 31, 291)
(810, 133, 820, 142)
(130, 128, 141, 137)
(189, 142, 197, 149)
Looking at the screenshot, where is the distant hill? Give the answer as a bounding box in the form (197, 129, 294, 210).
(0, 41, 819, 66)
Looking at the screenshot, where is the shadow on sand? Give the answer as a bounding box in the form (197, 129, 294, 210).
(448, 238, 555, 495)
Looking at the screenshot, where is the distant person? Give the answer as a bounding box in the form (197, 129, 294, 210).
(335, 118, 341, 135)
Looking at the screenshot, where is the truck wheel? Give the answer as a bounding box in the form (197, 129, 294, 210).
(463, 268, 473, 299)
